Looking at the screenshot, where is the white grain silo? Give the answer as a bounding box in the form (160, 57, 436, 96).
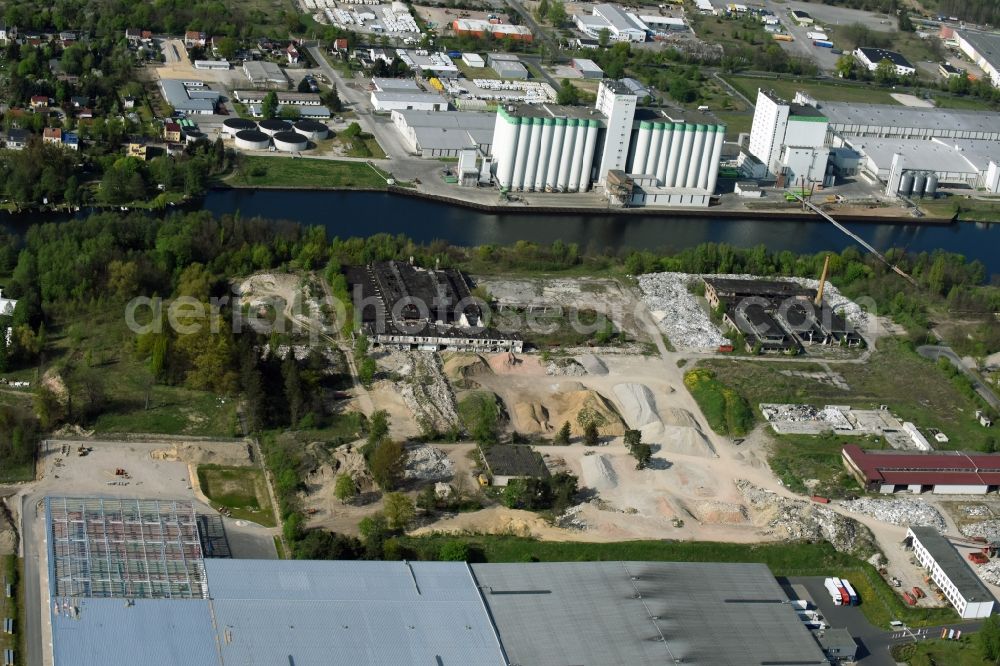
(556, 119, 578, 191)
(702, 126, 725, 191)
(665, 123, 684, 187)
(510, 117, 532, 190)
(579, 119, 599, 191)
(535, 118, 554, 191)
(493, 109, 520, 189)
(523, 117, 543, 191)
(546, 118, 566, 191)
(567, 121, 587, 191)
(685, 125, 707, 188)
(656, 123, 674, 184)
(630, 121, 652, 175)
(677, 124, 695, 187)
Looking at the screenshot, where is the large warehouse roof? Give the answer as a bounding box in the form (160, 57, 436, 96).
(470, 561, 827, 666)
(958, 29, 1000, 71)
(158, 80, 218, 113)
(816, 101, 1000, 135)
(843, 135, 1000, 175)
(844, 444, 1000, 486)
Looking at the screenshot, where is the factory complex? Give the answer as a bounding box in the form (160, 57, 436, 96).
(745, 88, 1000, 195)
(842, 444, 1000, 495)
(44, 496, 829, 666)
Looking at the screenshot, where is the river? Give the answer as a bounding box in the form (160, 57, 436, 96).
(4, 189, 999, 275)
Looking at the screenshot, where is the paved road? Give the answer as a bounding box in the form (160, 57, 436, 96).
(784, 576, 983, 665)
(22, 492, 42, 666)
(918, 344, 1000, 412)
(502, 0, 558, 52)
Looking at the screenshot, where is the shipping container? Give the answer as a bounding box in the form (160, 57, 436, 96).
(813, 40, 834, 48)
(912, 586, 925, 599)
(811, 495, 830, 504)
(903, 591, 916, 605)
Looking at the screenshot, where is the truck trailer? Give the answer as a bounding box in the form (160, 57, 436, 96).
(841, 578, 859, 605)
(824, 577, 843, 605)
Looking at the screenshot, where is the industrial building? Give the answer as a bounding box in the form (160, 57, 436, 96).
(748, 89, 830, 185)
(345, 261, 523, 353)
(842, 444, 1000, 494)
(193, 59, 230, 70)
(853, 47, 916, 76)
(372, 77, 421, 93)
(480, 445, 549, 486)
(242, 60, 288, 88)
(234, 90, 322, 106)
(640, 15, 688, 33)
(487, 53, 528, 79)
(572, 57, 604, 79)
(946, 28, 1000, 88)
(705, 277, 861, 351)
(906, 526, 996, 619)
(391, 109, 495, 157)
(811, 98, 1000, 141)
(371, 90, 448, 112)
(46, 509, 830, 666)
(158, 80, 220, 115)
(451, 19, 533, 42)
(574, 4, 649, 42)
(490, 80, 724, 205)
(396, 49, 459, 77)
(461, 52, 486, 68)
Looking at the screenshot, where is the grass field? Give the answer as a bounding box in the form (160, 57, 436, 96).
(922, 198, 1000, 222)
(725, 75, 900, 105)
(48, 307, 239, 438)
(196, 464, 276, 527)
(0, 556, 21, 659)
(893, 638, 991, 665)
(768, 432, 871, 496)
(399, 535, 955, 628)
(229, 156, 391, 189)
(714, 111, 754, 140)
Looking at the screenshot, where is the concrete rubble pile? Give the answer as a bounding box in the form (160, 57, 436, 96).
(840, 498, 947, 532)
(979, 559, 1000, 586)
(636, 273, 726, 350)
(736, 480, 876, 556)
(390, 351, 460, 432)
(546, 359, 587, 377)
(960, 520, 1000, 543)
(404, 444, 454, 482)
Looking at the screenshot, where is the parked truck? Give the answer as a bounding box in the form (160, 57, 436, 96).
(824, 577, 843, 605)
(833, 578, 851, 606)
(813, 40, 834, 48)
(841, 578, 859, 606)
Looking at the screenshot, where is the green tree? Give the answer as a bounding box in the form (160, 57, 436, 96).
(535, 0, 550, 21)
(598, 27, 611, 48)
(358, 356, 376, 387)
(298, 78, 311, 93)
(583, 421, 599, 446)
(555, 420, 571, 445)
(834, 54, 856, 79)
(874, 58, 896, 84)
(358, 512, 389, 557)
(216, 36, 238, 59)
(546, 0, 567, 26)
(577, 407, 607, 446)
(556, 79, 580, 105)
(417, 484, 438, 514)
(438, 541, 470, 561)
(979, 614, 1000, 660)
(383, 491, 415, 530)
(370, 439, 406, 490)
(334, 473, 357, 504)
(261, 91, 279, 120)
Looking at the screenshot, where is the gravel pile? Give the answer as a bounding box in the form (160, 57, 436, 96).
(737, 481, 877, 557)
(966, 505, 991, 517)
(960, 520, 1000, 542)
(980, 560, 1000, 586)
(390, 352, 459, 433)
(546, 360, 587, 376)
(636, 273, 726, 350)
(404, 444, 454, 482)
(840, 498, 947, 532)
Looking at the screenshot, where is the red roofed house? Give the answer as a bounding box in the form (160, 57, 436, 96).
(30, 95, 48, 109)
(163, 122, 182, 143)
(42, 127, 62, 145)
(333, 38, 348, 53)
(842, 444, 1000, 495)
(185, 31, 207, 47)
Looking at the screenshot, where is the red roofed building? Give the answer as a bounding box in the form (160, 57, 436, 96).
(30, 95, 48, 109)
(843, 444, 1000, 494)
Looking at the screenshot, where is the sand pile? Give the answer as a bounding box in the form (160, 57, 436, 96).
(512, 382, 624, 436)
(613, 383, 660, 428)
(576, 354, 608, 375)
(442, 353, 491, 388)
(151, 442, 252, 466)
(683, 499, 749, 525)
(410, 506, 560, 538)
(581, 454, 618, 492)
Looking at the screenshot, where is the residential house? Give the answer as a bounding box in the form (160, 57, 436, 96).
(163, 122, 182, 142)
(333, 38, 348, 53)
(30, 95, 49, 110)
(127, 141, 147, 160)
(184, 31, 206, 47)
(77, 107, 94, 119)
(70, 95, 89, 109)
(62, 132, 79, 151)
(0, 23, 16, 43)
(125, 28, 143, 44)
(122, 96, 136, 109)
(3, 128, 29, 150)
(59, 31, 75, 45)
(42, 127, 63, 145)
(286, 43, 300, 64)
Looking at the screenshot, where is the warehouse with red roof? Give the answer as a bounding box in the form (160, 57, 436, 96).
(842, 444, 1000, 495)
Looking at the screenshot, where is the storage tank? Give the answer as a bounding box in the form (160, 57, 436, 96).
(898, 171, 914, 196)
(656, 123, 673, 185)
(293, 119, 329, 141)
(510, 118, 532, 190)
(924, 173, 939, 198)
(685, 125, 707, 188)
(556, 119, 577, 192)
(545, 119, 566, 191)
(912, 172, 927, 197)
(631, 121, 652, 175)
(535, 118, 554, 191)
(258, 119, 292, 137)
(272, 131, 308, 152)
(665, 123, 685, 187)
(578, 119, 599, 192)
(184, 130, 206, 144)
(493, 110, 520, 189)
(644, 123, 662, 175)
(234, 129, 270, 151)
(567, 121, 587, 192)
(704, 126, 725, 192)
(523, 117, 543, 191)
(223, 117, 257, 137)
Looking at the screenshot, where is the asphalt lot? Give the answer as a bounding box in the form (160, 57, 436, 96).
(782, 576, 984, 666)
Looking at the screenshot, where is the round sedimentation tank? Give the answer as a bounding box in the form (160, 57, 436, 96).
(272, 131, 308, 152)
(184, 130, 205, 143)
(924, 173, 939, 198)
(258, 119, 292, 137)
(234, 129, 270, 151)
(223, 118, 257, 137)
(913, 172, 927, 197)
(292, 119, 329, 141)
(898, 172, 915, 196)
